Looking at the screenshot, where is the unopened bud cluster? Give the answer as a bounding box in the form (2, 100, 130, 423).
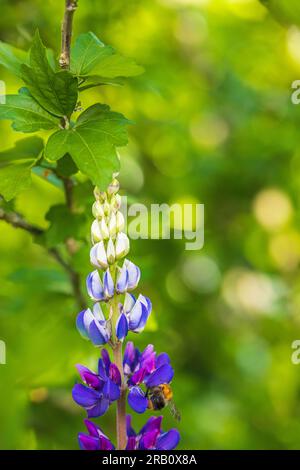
(90, 179, 129, 269)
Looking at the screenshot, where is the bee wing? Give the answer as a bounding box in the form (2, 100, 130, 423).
(168, 399, 181, 422)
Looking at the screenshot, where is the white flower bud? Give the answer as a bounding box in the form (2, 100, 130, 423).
(116, 211, 125, 232)
(94, 186, 106, 203)
(100, 218, 110, 240)
(115, 232, 130, 259)
(91, 219, 102, 243)
(107, 178, 120, 196)
(108, 212, 117, 237)
(103, 200, 110, 216)
(96, 241, 109, 269)
(106, 238, 116, 264)
(115, 194, 122, 209)
(92, 201, 104, 219)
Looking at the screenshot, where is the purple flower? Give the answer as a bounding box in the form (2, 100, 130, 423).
(116, 293, 152, 341)
(72, 349, 121, 418)
(86, 269, 114, 301)
(78, 419, 114, 450)
(116, 259, 141, 293)
(76, 303, 110, 346)
(126, 415, 180, 450)
(123, 342, 174, 414)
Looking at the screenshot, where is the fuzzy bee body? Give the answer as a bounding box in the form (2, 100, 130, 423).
(146, 384, 181, 421)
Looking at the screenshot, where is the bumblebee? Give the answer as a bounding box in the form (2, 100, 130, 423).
(146, 384, 181, 421)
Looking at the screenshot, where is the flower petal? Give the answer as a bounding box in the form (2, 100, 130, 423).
(130, 366, 147, 386)
(72, 384, 100, 408)
(116, 266, 129, 293)
(92, 303, 106, 323)
(76, 309, 93, 340)
(126, 415, 136, 438)
(109, 363, 122, 386)
(145, 364, 174, 387)
(96, 241, 109, 269)
(88, 320, 109, 346)
(78, 433, 100, 450)
(124, 260, 141, 290)
(156, 429, 180, 450)
(139, 430, 159, 450)
(123, 293, 136, 313)
(128, 297, 148, 331)
(155, 353, 171, 369)
(87, 397, 110, 418)
(90, 244, 100, 268)
(103, 269, 114, 299)
(86, 271, 104, 301)
(139, 416, 163, 435)
(103, 379, 121, 402)
(76, 364, 102, 389)
(115, 232, 130, 259)
(128, 386, 148, 413)
(126, 436, 137, 450)
(116, 313, 129, 341)
(84, 419, 104, 438)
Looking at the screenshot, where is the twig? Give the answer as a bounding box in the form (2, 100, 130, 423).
(0, 208, 86, 310)
(59, 0, 78, 69)
(0, 209, 43, 236)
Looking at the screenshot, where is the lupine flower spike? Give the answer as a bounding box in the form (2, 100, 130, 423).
(73, 179, 180, 450)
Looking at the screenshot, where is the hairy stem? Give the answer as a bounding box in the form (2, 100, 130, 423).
(59, 0, 78, 69)
(0, 208, 85, 310)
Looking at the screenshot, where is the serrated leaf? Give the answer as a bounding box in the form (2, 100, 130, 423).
(0, 137, 44, 200)
(21, 31, 78, 117)
(71, 32, 143, 78)
(0, 41, 29, 76)
(0, 90, 60, 132)
(44, 204, 88, 247)
(45, 104, 129, 189)
(260, 0, 300, 27)
(70, 32, 114, 76)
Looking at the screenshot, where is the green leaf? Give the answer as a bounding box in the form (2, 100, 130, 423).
(260, 0, 300, 27)
(0, 137, 44, 200)
(56, 153, 78, 177)
(0, 89, 60, 132)
(70, 32, 114, 76)
(21, 31, 78, 117)
(91, 53, 144, 78)
(0, 41, 28, 76)
(44, 204, 88, 247)
(71, 32, 143, 78)
(78, 76, 124, 92)
(45, 104, 130, 189)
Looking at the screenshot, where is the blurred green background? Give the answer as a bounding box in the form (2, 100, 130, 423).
(1, 0, 300, 450)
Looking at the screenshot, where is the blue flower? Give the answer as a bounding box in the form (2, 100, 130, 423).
(72, 349, 121, 418)
(86, 269, 114, 301)
(116, 293, 152, 341)
(123, 342, 174, 414)
(126, 415, 180, 450)
(78, 419, 115, 450)
(116, 259, 141, 293)
(76, 303, 110, 346)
